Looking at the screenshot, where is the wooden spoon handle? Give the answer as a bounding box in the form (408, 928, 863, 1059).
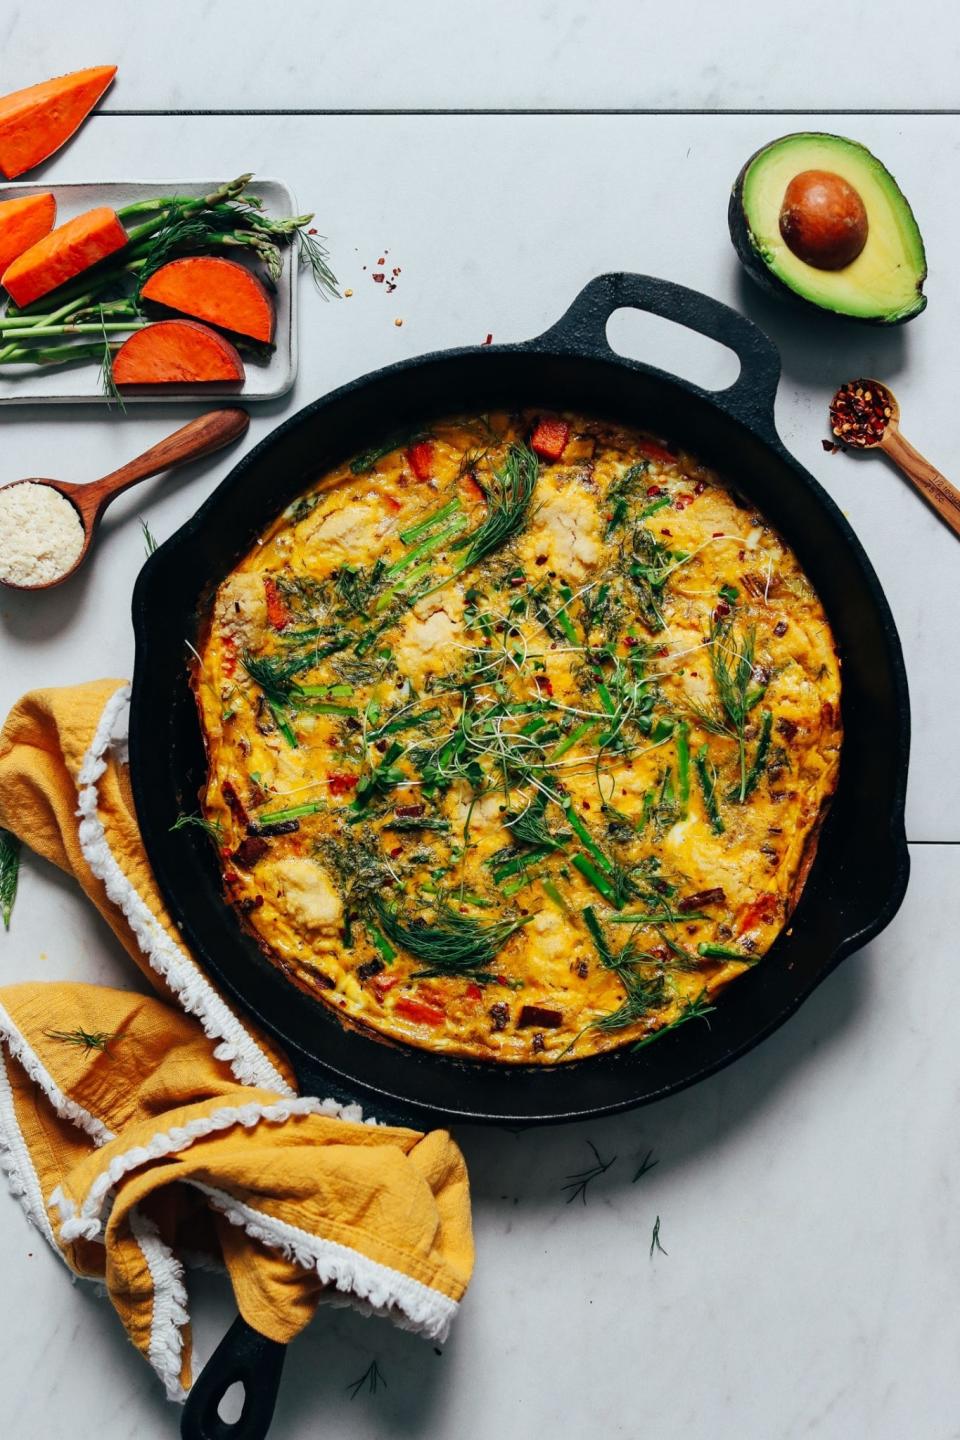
(882, 425, 960, 539)
(80, 409, 250, 523)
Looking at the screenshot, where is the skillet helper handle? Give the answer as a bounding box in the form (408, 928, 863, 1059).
(180, 1315, 287, 1440)
(534, 272, 782, 438)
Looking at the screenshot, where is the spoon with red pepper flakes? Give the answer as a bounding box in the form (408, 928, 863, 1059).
(829, 378, 960, 539)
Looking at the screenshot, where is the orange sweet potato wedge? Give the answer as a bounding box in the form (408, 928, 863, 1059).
(0, 192, 56, 274)
(113, 320, 246, 386)
(141, 256, 275, 343)
(1, 205, 128, 306)
(0, 66, 117, 179)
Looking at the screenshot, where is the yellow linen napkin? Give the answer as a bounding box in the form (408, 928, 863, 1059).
(0, 681, 474, 1402)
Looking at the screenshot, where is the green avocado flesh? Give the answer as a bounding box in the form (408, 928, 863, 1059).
(735, 133, 927, 323)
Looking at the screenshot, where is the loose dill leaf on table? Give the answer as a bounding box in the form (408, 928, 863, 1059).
(140, 518, 159, 556)
(633, 1148, 659, 1184)
(169, 812, 223, 842)
(346, 1359, 387, 1399)
(370, 894, 530, 984)
(650, 1214, 668, 1257)
(561, 1139, 617, 1205)
(44, 1028, 118, 1055)
(0, 828, 21, 932)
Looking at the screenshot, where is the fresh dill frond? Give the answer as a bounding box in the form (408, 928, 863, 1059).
(506, 796, 570, 851)
(581, 905, 668, 1034)
(336, 560, 386, 616)
(0, 828, 21, 932)
(98, 314, 123, 410)
(452, 443, 539, 572)
(708, 615, 768, 801)
(370, 894, 529, 984)
(140, 518, 159, 556)
(346, 1359, 387, 1399)
(729, 709, 773, 802)
(44, 1028, 118, 1055)
(561, 1140, 617, 1205)
(650, 1214, 668, 1257)
(633, 991, 715, 1051)
(605, 461, 649, 536)
(241, 649, 315, 699)
(169, 812, 223, 842)
(296, 225, 340, 299)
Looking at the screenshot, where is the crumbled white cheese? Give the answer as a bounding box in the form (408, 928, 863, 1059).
(0, 482, 85, 588)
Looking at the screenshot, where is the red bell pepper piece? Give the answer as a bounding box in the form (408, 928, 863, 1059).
(263, 576, 290, 631)
(383, 494, 403, 513)
(407, 441, 435, 481)
(530, 417, 570, 462)
(394, 996, 446, 1027)
(737, 892, 779, 935)
(328, 773, 359, 796)
(638, 439, 676, 466)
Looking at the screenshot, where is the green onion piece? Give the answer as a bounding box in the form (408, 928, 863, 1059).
(697, 942, 753, 961)
(639, 495, 672, 518)
(256, 801, 323, 825)
(399, 497, 461, 544)
(676, 721, 690, 816)
(368, 925, 397, 964)
(596, 682, 617, 716)
(694, 744, 724, 834)
(542, 879, 569, 913)
(607, 911, 708, 925)
(268, 702, 298, 749)
(572, 853, 620, 907)
(384, 515, 466, 580)
(551, 722, 595, 761)
(564, 806, 612, 873)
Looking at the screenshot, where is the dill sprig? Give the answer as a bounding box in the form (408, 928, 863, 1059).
(0, 828, 21, 932)
(44, 1028, 118, 1055)
(170, 812, 223, 842)
(708, 615, 768, 801)
(605, 461, 650, 535)
(649, 1214, 667, 1257)
(729, 709, 773, 802)
(370, 894, 529, 984)
(450, 443, 539, 573)
(581, 905, 668, 1034)
(506, 796, 570, 852)
(346, 1359, 387, 1399)
(633, 1148, 659, 1183)
(562, 1140, 617, 1205)
(633, 991, 715, 1051)
(140, 518, 159, 556)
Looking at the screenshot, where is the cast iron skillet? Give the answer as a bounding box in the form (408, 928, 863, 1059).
(129, 274, 909, 1439)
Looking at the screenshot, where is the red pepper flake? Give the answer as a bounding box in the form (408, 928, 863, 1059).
(377, 257, 385, 266)
(693, 479, 707, 495)
(646, 485, 664, 498)
(482, 333, 493, 346)
(535, 553, 548, 566)
(773, 619, 788, 637)
(308, 228, 318, 235)
(712, 531, 724, 538)
(534, 674, 554, 696)
(407, 441, 434, 482)
(828, 378, 895, 449)
(713, 601, 731, 620)
(395, 803, 424, 818)
(822, 439, 841, 453)
(675, 492, 694, 509)
(508, 573, 526, 588)
(328, 773, 359, 796)
(624, 635, 637, 648)
(530, 417, 570, 462)
(661, 528, 672, 537)
(389, 845, 403, 859)
(392, 267, 401, 277)
(372, 272, 385, 284)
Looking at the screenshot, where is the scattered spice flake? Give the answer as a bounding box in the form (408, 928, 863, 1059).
(821, 438, 840, 453)
(344, 288, 353, 298)
(482, 333, 493, 346)
(828, 378, 895, 449)
(372, 273, 385, 284)
(394, 318, 404, 327)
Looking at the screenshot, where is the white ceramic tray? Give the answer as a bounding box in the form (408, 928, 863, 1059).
(0, 178, 298, 405)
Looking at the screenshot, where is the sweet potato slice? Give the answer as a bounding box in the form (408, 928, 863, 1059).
(0, 192, 56, 274)
(113, 320, 245, 386)
(1, 205, 127, 306)
(0, 66, 117, 179)
(141, 256, 275, 343)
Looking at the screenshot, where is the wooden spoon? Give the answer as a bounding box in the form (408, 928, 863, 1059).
(0, 408, 250, 591)
(829, 378, 960, 539)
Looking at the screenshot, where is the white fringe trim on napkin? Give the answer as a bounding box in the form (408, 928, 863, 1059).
(52, 1096, 360, 1239)
(0, 1047, 59, 1252)
(194, 1181, 458, 1344)
(75, 684, 296, 1098)
(130, 1209, 190, 1403)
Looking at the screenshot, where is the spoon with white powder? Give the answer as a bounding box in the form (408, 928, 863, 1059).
(0, 409, 249, 591)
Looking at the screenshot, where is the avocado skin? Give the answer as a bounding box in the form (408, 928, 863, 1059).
(728, 137, 927, 326)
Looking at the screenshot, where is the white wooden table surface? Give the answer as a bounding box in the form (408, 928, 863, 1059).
(1, 6, 958, 1439)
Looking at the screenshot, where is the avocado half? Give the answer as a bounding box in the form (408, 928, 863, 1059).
(729, 132, 927, 324)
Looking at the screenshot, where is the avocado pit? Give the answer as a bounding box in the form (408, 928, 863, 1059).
(779, 169, 869, 271)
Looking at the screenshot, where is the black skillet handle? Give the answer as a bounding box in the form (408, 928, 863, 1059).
(181, 1316, 287, 1440)
(532, 272, 782, 440)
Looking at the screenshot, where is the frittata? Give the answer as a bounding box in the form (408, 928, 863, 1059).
(193, 411, 841, 1063)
